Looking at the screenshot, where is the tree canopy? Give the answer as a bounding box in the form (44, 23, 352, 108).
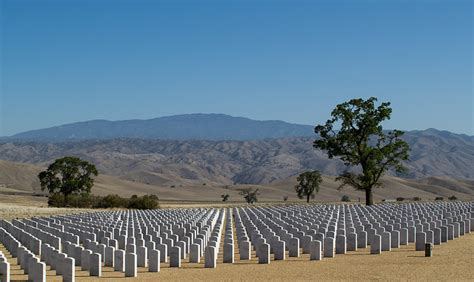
(221, 194, 230, 202)
(38, 156, 98, 200)
(313, 97, 410, 205)
(238, 188, 259, 204)
(295, 170, 323, 203)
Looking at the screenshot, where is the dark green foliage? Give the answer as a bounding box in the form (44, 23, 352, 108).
(314, 97, 410, 206)
(48, 193, 94, 208)
(239, 188, 259, 204)
(47, 193, 66, 207)
(435, 196, 444, 201)
(413, 196, 422, 201)
(283, 196, 288, 202)
(396, 197, 405, 202)
(38, 156, 98, 206)
(128, 194, 160, 209)
(96, 194, 128, 208)
(295, 170, 323, 203)
(448, 195, 457, 201)
(221, 194, 230, 202)
(47, 193, 159, 209)
(341, 195, 350, 202)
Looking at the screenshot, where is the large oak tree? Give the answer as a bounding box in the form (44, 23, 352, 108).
(38, 156, 98, 205)
(313, 97, 410, 205)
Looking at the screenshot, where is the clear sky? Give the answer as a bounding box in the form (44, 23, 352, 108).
(1, 0, 472, 136)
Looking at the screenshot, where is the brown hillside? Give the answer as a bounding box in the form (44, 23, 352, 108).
(1, 160, 472, 202)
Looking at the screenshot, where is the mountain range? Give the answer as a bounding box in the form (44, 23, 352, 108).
(8, 114, 314, 141)
(1, 114, 473, 184)
(1, 114, 473, 201)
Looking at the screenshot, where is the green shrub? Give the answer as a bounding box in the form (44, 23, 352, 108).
(396, 197, 405, 202)
(434, 196, 444, 201)
(128, 194, 160, 209)
(221, 194, 230, 202)
(95, 194, 128, 208)
(68, 194, 97, 208)
(448, 195, 457, 201)
(341, 195, 350, 202)
(48, 193, 65, 207)
(47, 193, 159, 209)
(413, 196, 422, 201)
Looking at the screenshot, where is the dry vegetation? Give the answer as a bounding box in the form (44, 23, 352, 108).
(1, 159, 473, 203)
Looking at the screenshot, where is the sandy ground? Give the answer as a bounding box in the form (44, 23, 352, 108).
(0, 195, 93, 220)
(1, 219, 473, 281)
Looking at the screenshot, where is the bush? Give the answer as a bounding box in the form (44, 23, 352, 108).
(48, 193, 65, 207)
(341, 195, 350, 202)
(434, 196, 444, 201)
(128, 194, 160, 209)
(48, 193, 94, 208)
(448, 195, 457, 201)
(396, 197, 405, 202)
(67, 194, 96, 208)
(413, 197, 422, 201)
(221, 194, 230, 202)
(47, 193, 159, 209)
(95, 194, 128, 208)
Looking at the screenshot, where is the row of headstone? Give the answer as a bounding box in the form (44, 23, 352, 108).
(0, 251, 10, 282)
(204, 209, 225, 268)
(0, 202, 471, 281)
(232, 201, 472, 263)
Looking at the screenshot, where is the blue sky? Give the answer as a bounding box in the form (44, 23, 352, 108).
(1, 0, 472, 136)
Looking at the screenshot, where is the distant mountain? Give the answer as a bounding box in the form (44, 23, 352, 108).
(1, 129, 473, 186)
(10, 114, 314, 141)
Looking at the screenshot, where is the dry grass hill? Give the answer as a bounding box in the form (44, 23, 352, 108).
(1, 159, 472, 202)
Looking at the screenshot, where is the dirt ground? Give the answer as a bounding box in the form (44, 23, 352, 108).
(1, 228, 473, 281)
(0, 195, 93, 220)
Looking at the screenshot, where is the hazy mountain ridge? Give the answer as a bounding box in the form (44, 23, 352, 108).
(10, 114, 314, 141)
(1, 128, 473, 186)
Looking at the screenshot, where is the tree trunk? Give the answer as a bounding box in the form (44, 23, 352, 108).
(307, 194, 310, 203)
(365, 188, 373, 206)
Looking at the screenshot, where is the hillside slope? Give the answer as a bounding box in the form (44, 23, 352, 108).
(1, 128, 473, 185)
(1, 160, 472, 201)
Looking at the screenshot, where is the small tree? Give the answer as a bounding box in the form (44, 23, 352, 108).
(38, 156, 98, 206)
(295, 171, 323, 203)
(221, 194, 230, 202)
(314, 97, 410, 205)
(341, 195, 350, 202)
(239, 188, 259, 204)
